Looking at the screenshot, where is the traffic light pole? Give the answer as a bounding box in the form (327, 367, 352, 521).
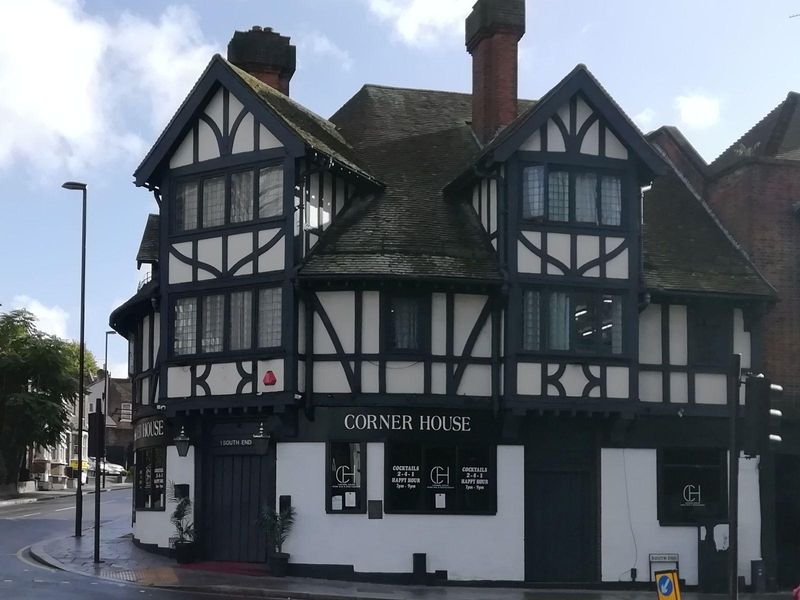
(728, 353, 742, 600)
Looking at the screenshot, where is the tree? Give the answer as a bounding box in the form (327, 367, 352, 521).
(0, 309, 98, 485)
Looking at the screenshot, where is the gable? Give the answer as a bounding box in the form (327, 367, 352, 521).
(168, 84, 284, 170)
(134, 56, 374, 188)
(480, 65, 664, 177)
(518, 93, 629, 160)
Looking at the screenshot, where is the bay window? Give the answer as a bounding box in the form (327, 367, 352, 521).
(522, 289, 624, 354)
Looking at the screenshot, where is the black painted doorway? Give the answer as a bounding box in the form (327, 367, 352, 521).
(525, 467, 596, 582)
(204, 453, 274, 562)
(524, 418, 598, 583)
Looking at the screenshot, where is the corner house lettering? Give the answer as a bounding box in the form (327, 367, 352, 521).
(344, 413, 471, 432)
(134, 419, 164, 442)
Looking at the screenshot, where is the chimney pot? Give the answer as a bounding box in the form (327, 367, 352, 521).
(465, 0, 525, 143)
(227, 27, 296, 95)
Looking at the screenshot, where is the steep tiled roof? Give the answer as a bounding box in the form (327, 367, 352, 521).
(711, 91, 800, 173)
(136, 214, 159, 266)
(224, 59, 375, 182)
(642, 173, 774, 297)
(300, 85, 533, 282)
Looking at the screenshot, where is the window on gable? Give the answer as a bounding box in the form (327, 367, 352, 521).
(521, 165, 623, 227)
(522, 289, 624, 355)
(688, 304, 731, 366)
(172, 164, 283, 234)
(385, 294, 426, 352)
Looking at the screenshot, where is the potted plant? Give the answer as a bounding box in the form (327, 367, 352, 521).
(169, 483, 195, 564)
(258, 503, 296, 576)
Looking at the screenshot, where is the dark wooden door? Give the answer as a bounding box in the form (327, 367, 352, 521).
(525, 467, 596, 582)
(205, 453, 273, 562)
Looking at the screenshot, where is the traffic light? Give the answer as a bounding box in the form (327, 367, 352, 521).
(88, 404, 105, 459)
(742, 375, 783, 457)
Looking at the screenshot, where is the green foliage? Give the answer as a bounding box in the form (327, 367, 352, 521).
(168, 482, 195, 544)
(0, 309, 96, 485)
(257, 504, 296, 554)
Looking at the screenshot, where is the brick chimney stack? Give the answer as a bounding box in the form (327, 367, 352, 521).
(465, 0, 525, 144)
(227, 26, 296, 96)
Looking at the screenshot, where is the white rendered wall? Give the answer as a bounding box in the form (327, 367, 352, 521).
(601, 449, 761, 586)
(277, 442, 525, 581)
(134, 445, 195, 548)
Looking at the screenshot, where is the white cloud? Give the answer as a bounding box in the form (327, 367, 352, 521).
(365, 0, 473, 46)
(12, 295, 69, 338)
(675, 93, 720, 129)
(0, 0, 217, 174)
(297, 32, 353, 71)
(633, 107, 656, 129)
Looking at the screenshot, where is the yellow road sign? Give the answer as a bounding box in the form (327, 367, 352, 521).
(655, 570, 681, 600)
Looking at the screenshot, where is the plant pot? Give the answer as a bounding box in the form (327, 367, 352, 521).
(175, 541, 195, 564)
(269, 552, 290, 577)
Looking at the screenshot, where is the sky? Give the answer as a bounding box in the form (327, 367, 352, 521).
(0, 0, 798, 377)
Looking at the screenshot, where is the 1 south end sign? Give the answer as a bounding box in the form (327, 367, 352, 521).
(345, 413, 472, 433)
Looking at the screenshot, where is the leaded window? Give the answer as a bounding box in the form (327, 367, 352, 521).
(230, 171, 254, 223)
(520, 166, 623, 227)
(259, 166, 283, 218)
(258, 287, 282, 347)
(201, 294, 224, 353)
(229, 290, 252, 350)
(175, 182, 198, 232)
(522, 166, 545, 218)
(521, 290, 625, 355)
(202, 177, 225, 228)
(547, 170, 569, 222)
(173, 298, 197, 356)
(172, 164, 283, 233)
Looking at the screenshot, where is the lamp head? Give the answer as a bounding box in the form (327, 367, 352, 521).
(62, 181, 87, 191)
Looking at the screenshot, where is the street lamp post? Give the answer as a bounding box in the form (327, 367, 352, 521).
(62, 181, 87, 539)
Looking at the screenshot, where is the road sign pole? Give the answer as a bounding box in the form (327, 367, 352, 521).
(93, 402, 102, 564)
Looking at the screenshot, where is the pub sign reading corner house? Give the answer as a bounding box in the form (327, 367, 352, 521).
(110, 0, 782, 587)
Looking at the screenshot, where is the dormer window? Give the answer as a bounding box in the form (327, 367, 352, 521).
(522, 165, 622, 226)
(172, 164, 283, 234)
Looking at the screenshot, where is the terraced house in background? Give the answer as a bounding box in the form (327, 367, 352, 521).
(110, 0, 792, 589)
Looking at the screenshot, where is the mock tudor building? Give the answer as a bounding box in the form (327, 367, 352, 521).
(110, 0, 780, 587)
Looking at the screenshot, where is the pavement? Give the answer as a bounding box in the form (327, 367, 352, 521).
(28, 510, 789, 600)
(0, 481, 133, 507)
